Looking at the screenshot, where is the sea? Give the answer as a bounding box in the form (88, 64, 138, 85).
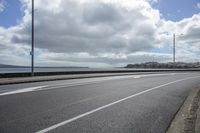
(0, 67, 129, 73)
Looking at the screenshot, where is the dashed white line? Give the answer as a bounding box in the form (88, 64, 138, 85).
(0, 73, 181, 96)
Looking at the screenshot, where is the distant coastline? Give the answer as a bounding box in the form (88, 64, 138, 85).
(126, 62, 200, 69)
(0, 64, 89, 68)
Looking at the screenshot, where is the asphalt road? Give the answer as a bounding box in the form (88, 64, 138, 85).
(0, 72, 200, 133)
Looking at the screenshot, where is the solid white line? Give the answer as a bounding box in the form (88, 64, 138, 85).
(36, 75, 200, 133)
(0, 73, 180, 96)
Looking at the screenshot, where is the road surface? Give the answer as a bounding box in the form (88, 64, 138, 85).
(0, 72, 200, 133)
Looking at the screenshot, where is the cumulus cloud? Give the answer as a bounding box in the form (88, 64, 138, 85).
(0, 0, 200, 67)
(30, 0, 160, 55)
(37, 51, 172, 67)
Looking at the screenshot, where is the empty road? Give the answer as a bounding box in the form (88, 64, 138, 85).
(0, 72, 200, 133)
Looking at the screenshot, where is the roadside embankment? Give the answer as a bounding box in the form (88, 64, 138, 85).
(167, 86, 200, 133)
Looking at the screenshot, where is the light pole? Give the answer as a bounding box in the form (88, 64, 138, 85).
(172, 33, 183, 66)
(31, 0, 34, 76)
(173, 33, 175, 65)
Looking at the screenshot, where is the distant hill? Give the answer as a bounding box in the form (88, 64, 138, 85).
(126, 62, 200, 69)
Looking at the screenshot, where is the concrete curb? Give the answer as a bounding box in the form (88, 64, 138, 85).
(167, 86, 200, 133)
(195, 92, 200, 133)
(0, 72, 158, 85)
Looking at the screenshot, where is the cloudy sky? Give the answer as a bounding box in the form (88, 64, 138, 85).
(0, 0, 200, 67)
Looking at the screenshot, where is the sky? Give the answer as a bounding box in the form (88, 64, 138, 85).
(0, 0, 200, 67)
(0, 0, 22, 27)
(153, 0, 200, 21)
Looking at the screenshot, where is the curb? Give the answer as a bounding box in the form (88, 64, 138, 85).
(167, 86, 200, 133)
(195, 90, 200, 133)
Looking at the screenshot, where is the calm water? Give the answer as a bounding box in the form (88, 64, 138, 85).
(0, 67, 129, 73)
(0, 67, 91, 73)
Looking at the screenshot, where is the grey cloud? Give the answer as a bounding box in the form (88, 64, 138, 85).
(184, 26, 200, 40)
(39, 52, 172, 67)
(83, 2, 122, 25)
(17, 0, 159, 55)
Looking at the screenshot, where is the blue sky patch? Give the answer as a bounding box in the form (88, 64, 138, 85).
(153, 0, 200, 21)
(150, 44, 173, 54)
(0, 0, 23, 28)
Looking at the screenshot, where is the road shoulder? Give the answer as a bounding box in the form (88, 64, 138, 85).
(167, 85, 200, 133)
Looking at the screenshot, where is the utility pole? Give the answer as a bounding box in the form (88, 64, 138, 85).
(173, 33, 176, 66)
(31, 0, 34, 76)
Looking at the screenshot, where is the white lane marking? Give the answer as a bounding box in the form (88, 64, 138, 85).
(0, 86, 47, 96)
(36, 75, 200, 133)
(133, 76, 141, 78)
(0, 73, 187, 96)
(40, 73, 177, 89)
